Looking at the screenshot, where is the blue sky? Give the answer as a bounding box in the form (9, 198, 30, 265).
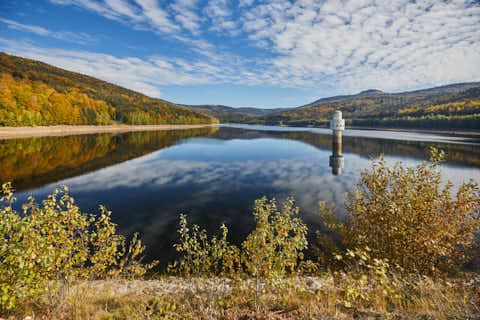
(1, 0, 479, 108)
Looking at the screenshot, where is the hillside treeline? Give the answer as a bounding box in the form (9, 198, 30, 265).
(186, 105, 293, 123)
(249, 87, 480, 130)
(0, 52, 218, 126)
(187, 105, 252, 123)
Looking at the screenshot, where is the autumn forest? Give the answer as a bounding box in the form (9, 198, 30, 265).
(0, 52, 218, 126)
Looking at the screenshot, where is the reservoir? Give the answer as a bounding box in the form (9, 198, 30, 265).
(2, 124, 480, 268)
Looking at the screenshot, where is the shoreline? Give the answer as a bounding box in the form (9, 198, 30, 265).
(2, 123, 479, 140)
(0, 124, 217, 139)
(346, 126, 480, 136)
(228, 123, 480, 136)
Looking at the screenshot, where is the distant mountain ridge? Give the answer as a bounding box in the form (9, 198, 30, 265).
(182, 82, 480, 130)
(303, 89, 385, 107)
(182, 104, 293, 123)
(251, 82, 480, 130)
(303, 83, 480, 108)
(394, 82, 480, 97)
(0, 52, 218, 126)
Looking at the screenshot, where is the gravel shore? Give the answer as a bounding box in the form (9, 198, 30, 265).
(0, 124, 217, 139)
(70, 276, 333, 298)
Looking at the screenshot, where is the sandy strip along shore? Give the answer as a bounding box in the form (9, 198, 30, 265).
(347, 126, 480, 136)
(0, 124, 217, 139)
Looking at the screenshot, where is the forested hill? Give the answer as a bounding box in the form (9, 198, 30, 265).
(183, 104, 292, 123)
(251, 83, 480, 129)
(0, 52, 218, 126)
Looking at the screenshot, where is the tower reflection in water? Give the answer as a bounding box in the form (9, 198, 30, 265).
(329, 111, 345, 176)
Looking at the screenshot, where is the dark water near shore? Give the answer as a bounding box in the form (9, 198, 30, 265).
(2, 125, 480, 268)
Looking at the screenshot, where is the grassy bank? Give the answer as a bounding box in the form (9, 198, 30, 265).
(9, 275, 480, 319)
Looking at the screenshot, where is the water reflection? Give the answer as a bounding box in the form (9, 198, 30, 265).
(329, 132, 344, 175)
(0, 127, 219, 192)
(211, 127, 480, 168)
(3, 126, 480, 268)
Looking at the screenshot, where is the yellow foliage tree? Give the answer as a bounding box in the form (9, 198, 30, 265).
(318, 148, 480, 274)
(0, 183, 157, 310)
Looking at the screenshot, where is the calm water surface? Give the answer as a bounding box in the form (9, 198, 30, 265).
(2, 125, 480, 268)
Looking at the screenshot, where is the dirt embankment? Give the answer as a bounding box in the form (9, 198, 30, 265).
(0, 124, 217, 139)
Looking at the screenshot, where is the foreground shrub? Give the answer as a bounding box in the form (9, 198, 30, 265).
(318, 148, 480, 274)
(168, 214, 241, 277)
(241, 197, 310, 279)
(169, 197, 310, 280)
(0, 183, 156, 310)
(169, 197, 312, 312)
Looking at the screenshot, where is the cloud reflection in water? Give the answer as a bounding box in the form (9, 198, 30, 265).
(16, 132, 480, 267)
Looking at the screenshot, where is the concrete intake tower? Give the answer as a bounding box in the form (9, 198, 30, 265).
(329, 111, 345, 175)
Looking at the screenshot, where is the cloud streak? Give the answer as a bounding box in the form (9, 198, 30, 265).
(0, 18, 96, 44)
(0, 38, 270, 98)
(2, 0, 479, 98)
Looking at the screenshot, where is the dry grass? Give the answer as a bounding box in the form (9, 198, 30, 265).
(3, 273, 479, 320)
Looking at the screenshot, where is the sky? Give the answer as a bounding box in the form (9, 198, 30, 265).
(0, 0, 479, 108)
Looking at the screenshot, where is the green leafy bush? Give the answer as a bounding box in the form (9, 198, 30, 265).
(169, 197, 310, 280)
(167, 214, 241, 277)
(241, 197, 309, 279)
(318, 148, 480, 274)
(169, 197, 312, 311)
(0, 183, 156, 310)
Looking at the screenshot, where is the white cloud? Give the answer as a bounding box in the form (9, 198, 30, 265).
(103, 0, 143, 21)
(135, 0, 180, 33)
(170, 0, 201, 34)
(0, 38, 260, 98)
(238, 0, 254, 8)
(0, 18, 96, 44)
(51, 0, 181, 35)
(238, 0, 480, 92)
(204, 0, 238, 33)
(50, 0, 124, 21)
(15, 0, 480, 95)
